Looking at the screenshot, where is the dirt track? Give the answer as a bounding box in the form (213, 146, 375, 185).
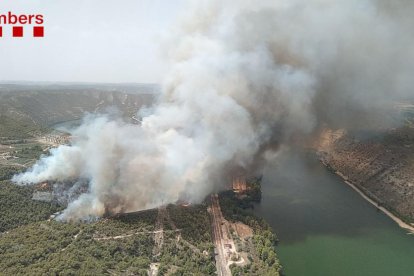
(210, 194, 231, 276)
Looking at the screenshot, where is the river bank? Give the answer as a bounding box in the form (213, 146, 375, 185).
(253, 150, 414, 276)
(321, 159, 414, 234)
(314, 127, 414, 226)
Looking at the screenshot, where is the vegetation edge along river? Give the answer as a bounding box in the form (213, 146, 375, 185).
(321, 159, 414, 234)
(253, 149, 414, 276)
(315, 127, 414, 230)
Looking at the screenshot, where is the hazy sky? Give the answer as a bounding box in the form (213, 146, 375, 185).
(0, 0, 186, 83)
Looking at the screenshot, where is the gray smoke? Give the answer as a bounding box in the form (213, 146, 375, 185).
(13, 0, 414, 220)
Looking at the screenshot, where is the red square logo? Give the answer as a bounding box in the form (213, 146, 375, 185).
(0, 26, 2, 37)
(13, 26, 23, 37)
(33, 26, 44, 37)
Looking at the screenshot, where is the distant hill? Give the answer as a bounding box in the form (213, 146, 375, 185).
(0, 83, 158, 130)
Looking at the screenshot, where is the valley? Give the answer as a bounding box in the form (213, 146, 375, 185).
(0, 84, 279, 275)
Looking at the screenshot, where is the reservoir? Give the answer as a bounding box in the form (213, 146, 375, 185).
(254, 150, 414, 276)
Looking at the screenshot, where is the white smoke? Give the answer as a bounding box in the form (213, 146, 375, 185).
(13, 0, 414, 220)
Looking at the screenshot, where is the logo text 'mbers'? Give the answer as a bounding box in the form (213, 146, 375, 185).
(0, 11, 44, 38)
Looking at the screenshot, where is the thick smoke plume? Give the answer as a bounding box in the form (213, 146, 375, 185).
(13, 0, 414, 220)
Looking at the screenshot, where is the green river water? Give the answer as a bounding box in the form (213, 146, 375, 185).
(253, 150, 414, 276)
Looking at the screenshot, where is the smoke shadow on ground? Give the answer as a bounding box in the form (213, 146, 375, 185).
(252, 149, 403, 245)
